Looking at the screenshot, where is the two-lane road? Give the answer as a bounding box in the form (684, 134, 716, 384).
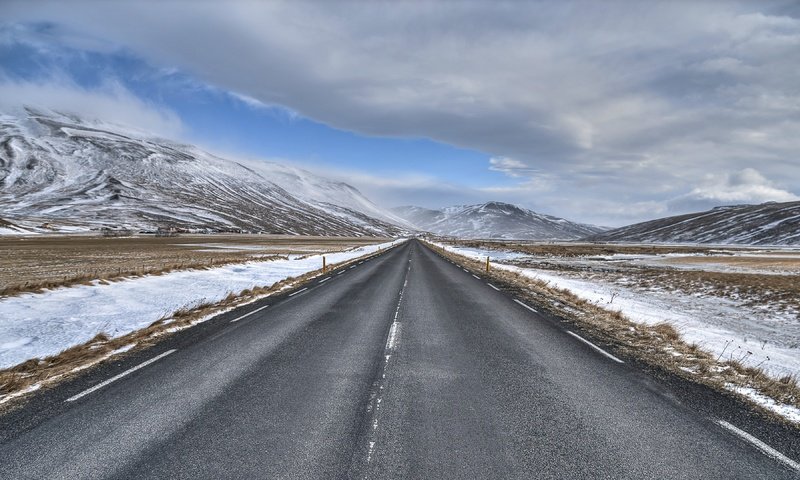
(1, 240, 798, 478)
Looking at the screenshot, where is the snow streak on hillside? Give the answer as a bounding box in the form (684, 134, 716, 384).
(0, 108, 406, 236)
(590, 202, 800, 245)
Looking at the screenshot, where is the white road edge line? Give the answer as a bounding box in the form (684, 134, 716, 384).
(513, 299, 538, 313)
(66, 349, 176, 402)
(472, 274, 480, 279)
(319, 277, 331, 284)
(567, 331, 625, 364)
(337, 271, 345, 275)
(230, 304, 269, 323)
(487, 283, 500, 291)
(716, 420, 800, 472)
(289, 288, 308, 297)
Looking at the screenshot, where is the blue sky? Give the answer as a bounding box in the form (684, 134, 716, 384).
(3, 2, 799, 226)
(0, 26, 505, 195)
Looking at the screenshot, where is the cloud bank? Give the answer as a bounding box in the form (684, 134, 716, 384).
(0, 80, 182, 137)
(5, 1, 800, 225)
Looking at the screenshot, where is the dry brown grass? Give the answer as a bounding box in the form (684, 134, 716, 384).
(0, 244, 392, 409)
(448, 239, 714, 257)
(426, 241, 800, 425)
(662, 254, 800, 272)
(652, 322, 681, 341)
(0, 234, 386, 298)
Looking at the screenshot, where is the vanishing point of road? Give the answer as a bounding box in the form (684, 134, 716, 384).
(1, 240, 798, 478)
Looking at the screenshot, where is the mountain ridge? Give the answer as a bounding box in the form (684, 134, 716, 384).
(0, 108, 407, 236)
(392, 201, 606, 240)
(586, 200, 800, 245)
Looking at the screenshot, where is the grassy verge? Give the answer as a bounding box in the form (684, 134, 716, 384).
(425, 241, 800, 427)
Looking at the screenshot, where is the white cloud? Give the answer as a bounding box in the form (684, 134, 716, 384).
(291, 167, 481, 209)
(669, 168, 799, 212)
(227, 91, 300, 122)
(0, 79, 182, 136)
(488, 157, 535, 177)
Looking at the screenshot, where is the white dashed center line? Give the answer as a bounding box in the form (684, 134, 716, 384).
(361, 255, 411, 466)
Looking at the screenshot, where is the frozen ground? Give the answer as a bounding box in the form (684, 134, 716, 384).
(0, 239, 404, 369)
(579, 251, 800, 276)
(179, 243, 351, 254)
(441, 246, 529, 263)
(431, 241, 800, 422)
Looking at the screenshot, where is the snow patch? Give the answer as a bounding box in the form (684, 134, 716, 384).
(0, 239, 405, 369)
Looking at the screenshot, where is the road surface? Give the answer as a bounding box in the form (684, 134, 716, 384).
(1, 240, 798, 478)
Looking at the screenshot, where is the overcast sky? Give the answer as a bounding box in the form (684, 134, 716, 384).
(3, 1, 799, 226)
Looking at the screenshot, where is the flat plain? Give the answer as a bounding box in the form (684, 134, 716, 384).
(0, 234, 387, 296)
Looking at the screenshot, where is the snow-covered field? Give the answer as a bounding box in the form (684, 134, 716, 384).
(440, 245, 529, 263)
(431, 241, 800, 422)
(0, 239, 404, 369)
(573, 251, 800, 276)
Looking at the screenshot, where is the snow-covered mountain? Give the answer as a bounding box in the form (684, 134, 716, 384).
(0, 108, 408, 236)
(587, 201, 800, 245)
(242, 161, 414, 229)
(392, 202, 606, 240)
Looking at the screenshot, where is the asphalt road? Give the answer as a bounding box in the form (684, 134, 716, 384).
(1, 239, 798, 478)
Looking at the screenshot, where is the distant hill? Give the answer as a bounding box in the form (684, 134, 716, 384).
(0, 108, 408, 236)
(587, 201, 800, 245)
(392, 202, 606, 240)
